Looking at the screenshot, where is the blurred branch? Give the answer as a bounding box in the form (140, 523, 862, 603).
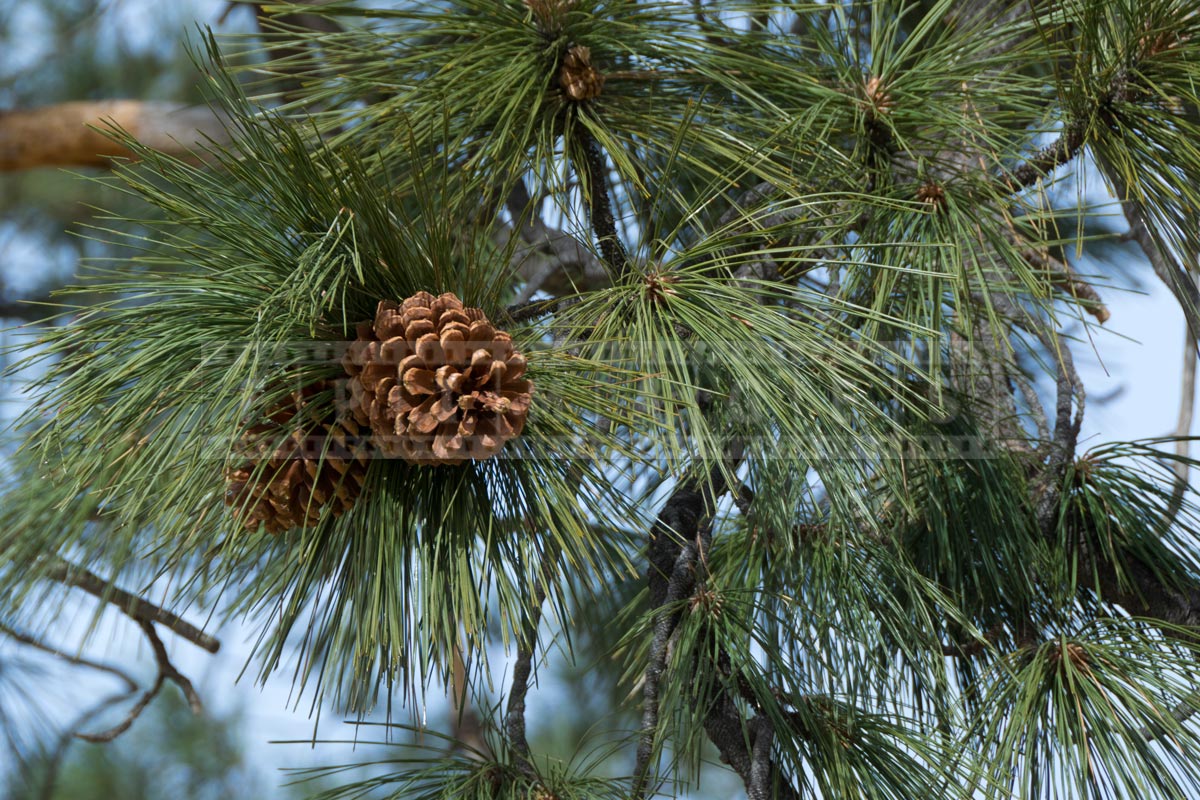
(503, 295, 571, 324)
(941, 623, 1006, 658)
(1142, 691, 1200, 742)
(498, 178, 607, 302)
(224, 1, 344, 35)
(229, 1, 345, 104)
(1168, 313, 1198, 523)
(76, 620, 202, 743)
(0, 102, 229, 172)
(0, 623, 136, 693)
(37, 682, 139, 800)
(43, 559, 221, 654)
(9, 616, 204, 795)
(0, 298, 57, 323)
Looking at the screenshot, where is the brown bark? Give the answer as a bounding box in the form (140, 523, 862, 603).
(0, 100, 228, 172)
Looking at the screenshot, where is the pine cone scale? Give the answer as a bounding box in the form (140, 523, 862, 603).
(225, 381, 370, 534)
(344, 291, 534, 465)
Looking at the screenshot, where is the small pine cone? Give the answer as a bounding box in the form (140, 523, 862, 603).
(863, 75, 894, 119)
(225, 382, 370, 534)
(915, 181, 947, 210)
(559, 45, 604, 101)
(342, 291, 533, 465)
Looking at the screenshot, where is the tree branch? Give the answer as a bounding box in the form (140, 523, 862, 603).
(575, 128, 630, 278)
(701, 691, 800, 800)
(980, 294, 1083, 531)
(634, 439, 745, 799)
(76, 620, 202, 743)
(42, 560, 221, 654)
(36, 686, 139, 800)
(941, 623, 1006, 658)
(0, 295, 58, 323)
(0, 102, 228, 172)
(1142, 691, 1200, 742)
(633, 531, 704, 800)
(747, 717, 776, 800)
(1168, 316, 1198, 522)
(998, 121, 1088, 194)
(1018, 245, 1110, 323)
(499, 178, 608, 301)
(502, 296, 573, 324)
(0, 623, 137, 693)
(504, 547, 553, 775)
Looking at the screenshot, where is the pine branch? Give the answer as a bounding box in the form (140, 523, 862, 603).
(1142, 691, 1200, 742)
(42, 560, 221, 654)
(702, 691, 800, 800)
(1168, 319, 1197, 522)
(982, 294, 1083, 531)
(14, 564, 212, 743)
(0, 102, 228, 171)
(999, 120, 1089, 193)
(634, 440, 745, 799)
(1034, 324, 1083, 535)
(941, 623, 1006, 658)
(994, 68, 1129, 195)
(1018, 244, 1110, 323)
(747, 718, 778, 800)
(503, 296, 570, 324)
(575, 128, 630, 278)
(504, 547, 553, 775)
(632, 532, 702, 800)
(1093, 550, 1200, 634)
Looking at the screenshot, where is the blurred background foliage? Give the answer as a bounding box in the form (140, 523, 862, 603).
(6, 691, 264, 800)
(0, 1, 217, 310)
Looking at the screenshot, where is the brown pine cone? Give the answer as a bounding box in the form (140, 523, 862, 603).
(225, 382, 369, 534)
(559, 45, 604, 101)
(342, 291, 533, 465)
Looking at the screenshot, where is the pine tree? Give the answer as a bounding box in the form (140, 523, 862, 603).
(6, 0, 1200, 798)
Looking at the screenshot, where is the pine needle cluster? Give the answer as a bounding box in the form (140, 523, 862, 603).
(6, 1, 1200, 798)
